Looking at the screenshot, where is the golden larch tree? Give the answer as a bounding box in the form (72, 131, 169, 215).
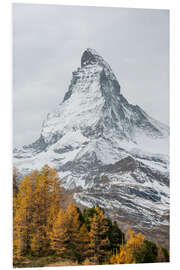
(13, 174, 34, 259)
(50, 200, 81, 261)
(13, 165, 63, 258)
(110, 230, 145, 264)
(78, 223, 90, 262)
(30, 165, 62, 256)
(88, 206, 110, 264)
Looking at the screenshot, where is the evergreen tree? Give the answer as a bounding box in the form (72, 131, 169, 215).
(110, 230, 145, 264)
(76, 207, 85, 227)
(83, 208, 124, 255)
(83, 207, 97, 231)
(106, 220, 124, 252)
(13, 166, 20, 198)
(134, 240, 158, 263)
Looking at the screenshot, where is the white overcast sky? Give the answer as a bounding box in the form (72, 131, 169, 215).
(13, 4, 169, 147)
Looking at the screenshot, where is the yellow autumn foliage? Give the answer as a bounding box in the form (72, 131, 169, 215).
(110, 230, 145, 264)
(88, 206, 110, 264)
(50, 200, 81, 260)
(13, 165, 63, 258)
(13, 165, 169, 266)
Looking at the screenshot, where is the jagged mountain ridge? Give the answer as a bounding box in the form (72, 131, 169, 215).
(14, 48, 169, 245)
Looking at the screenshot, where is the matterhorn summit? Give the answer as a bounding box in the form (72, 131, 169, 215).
(14, 48, 169, 245)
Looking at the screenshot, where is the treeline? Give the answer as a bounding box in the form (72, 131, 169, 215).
(13, 165, 169, 266)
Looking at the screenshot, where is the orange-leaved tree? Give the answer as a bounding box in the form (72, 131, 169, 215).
(110, 230, 145, 264)
(30, 165, 62, 256)
(13, 173, 35, 259)
(88, 206, 110, 264)
(13, 165, 63, 259)
(50, 200, 81, 261)
(78, 223, 90, 262)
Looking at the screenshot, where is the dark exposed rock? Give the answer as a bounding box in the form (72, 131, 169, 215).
(100, 156, 137, 173)
(24, 135, 47, 153)
(81, 49, 98, 67)
(54, 145, 74, 154)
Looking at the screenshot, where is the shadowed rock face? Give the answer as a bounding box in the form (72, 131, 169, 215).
(101, 156, 137, 173)
(13, 48, 169, 246)
(81, 49, 98, 67)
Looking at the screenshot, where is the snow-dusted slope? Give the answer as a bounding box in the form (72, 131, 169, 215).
(14, 48, 169, 235)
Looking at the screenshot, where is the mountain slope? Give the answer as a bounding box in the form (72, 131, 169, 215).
(13, 48, 169, 245)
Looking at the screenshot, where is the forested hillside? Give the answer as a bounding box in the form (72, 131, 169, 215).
(13, 165, 169, 267)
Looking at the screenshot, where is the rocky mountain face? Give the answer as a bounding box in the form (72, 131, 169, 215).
(14, 48, 169, 247)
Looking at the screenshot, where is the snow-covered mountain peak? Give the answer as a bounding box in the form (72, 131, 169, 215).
(14, 49, 169, 240)
(81, 48, 111, 69)
(15, 49, 169, 152)
(81, 48, 100, 67)
(81, 48, 118, 83)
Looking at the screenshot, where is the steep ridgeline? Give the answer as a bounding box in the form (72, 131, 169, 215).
(14, 48, 169, 244)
